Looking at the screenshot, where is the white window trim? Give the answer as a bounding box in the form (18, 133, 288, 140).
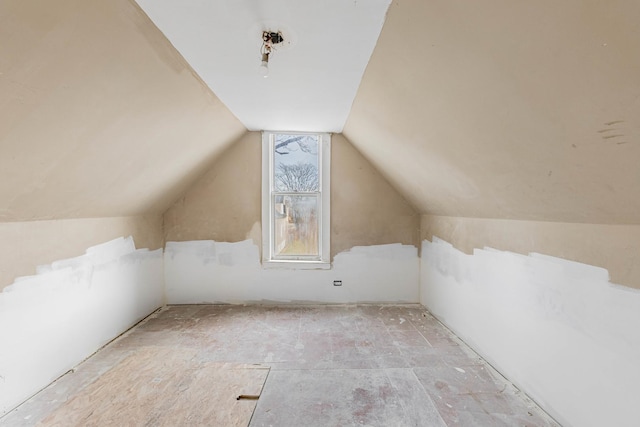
(261, 131, 331, 269)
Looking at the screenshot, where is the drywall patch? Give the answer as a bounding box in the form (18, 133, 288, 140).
(0, 237, 163, 415)
(420, 237, 640, 427)
(164, 240, 419, 304)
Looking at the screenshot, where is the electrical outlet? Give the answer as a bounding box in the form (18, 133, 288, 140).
(333, 280, 342, 286)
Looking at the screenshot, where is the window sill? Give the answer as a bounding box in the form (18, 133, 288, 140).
(262, 260, 331, 270)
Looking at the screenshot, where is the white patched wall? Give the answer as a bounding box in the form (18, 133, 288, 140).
(420, 237, 640, 427)
(0, 237, 163, 415)
(164, 240, 419, 304)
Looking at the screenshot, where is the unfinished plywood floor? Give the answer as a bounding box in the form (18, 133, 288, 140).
(1, 305, 559, 427)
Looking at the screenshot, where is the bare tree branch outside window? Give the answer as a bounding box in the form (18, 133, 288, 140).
(275, 162, 318, 192)
(274, 135, 318, 156)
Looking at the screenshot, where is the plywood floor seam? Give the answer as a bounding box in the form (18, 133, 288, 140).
(1, 305, 560, 427)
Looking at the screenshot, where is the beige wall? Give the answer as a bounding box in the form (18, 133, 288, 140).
(163, 132, 262, 243)
(421, 215, 640, 289)
(0, 215, 163, 291)
(331, 134, 418, 255)
(164, 132, 419, 257)
(345, 0, 640, 224)
(0, 0, 246, 222)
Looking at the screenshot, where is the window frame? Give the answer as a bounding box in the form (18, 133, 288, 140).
(261, 131, 331, 269)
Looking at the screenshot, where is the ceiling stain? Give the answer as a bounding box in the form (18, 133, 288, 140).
(604, 120, 624, 126)
(602, 134, 624, 139)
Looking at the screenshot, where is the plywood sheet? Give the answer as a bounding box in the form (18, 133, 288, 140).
(38, 346, 269, 427)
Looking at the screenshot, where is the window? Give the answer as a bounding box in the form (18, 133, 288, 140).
(262, 132, 330, 268)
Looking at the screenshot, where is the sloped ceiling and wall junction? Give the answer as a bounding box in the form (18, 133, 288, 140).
(2, 0, 639, 233)
(1, 0, 639, 286)
(0, 0, 246, 222)
(344, 0, 640, 224)
(0, 0, 246, 289)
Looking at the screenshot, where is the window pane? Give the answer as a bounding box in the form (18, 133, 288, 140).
(273, 134, 319, 192)
(273, 194, 319, 257)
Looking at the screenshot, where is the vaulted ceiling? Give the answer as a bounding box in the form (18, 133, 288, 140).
(0, 0, 245, 221)
(1, 0, 639, 224)
(134, 0, 391, 132)
(344, 0, 640, 223)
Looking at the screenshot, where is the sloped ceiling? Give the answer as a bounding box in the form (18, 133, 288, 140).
(344, 0, 640, 224)
(0, 0, 246, 221)
(134, 0, 391, 132)
(3, 0, 639, 225)
(136, 0, 391, 132)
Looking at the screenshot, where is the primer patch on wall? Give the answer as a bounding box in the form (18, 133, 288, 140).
(420, 237, 640, 427)
(164, 240, 419, 304)
(0, 237, 163, 415)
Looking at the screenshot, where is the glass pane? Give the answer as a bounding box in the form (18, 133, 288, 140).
(273, 134, 319, 192)
(273, 194, 319, 257)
